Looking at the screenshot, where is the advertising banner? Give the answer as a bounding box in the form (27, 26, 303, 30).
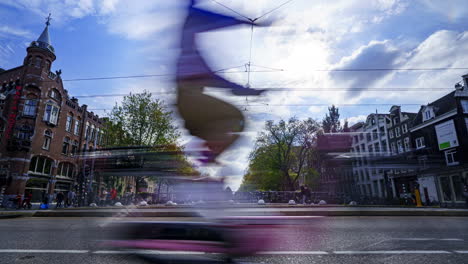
(435, 119, 459, 150)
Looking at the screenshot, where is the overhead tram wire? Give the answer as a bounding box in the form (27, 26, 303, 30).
(88, 102, 427, 112)
(48, 66, 468, 82)
(70, 87, 455, 98)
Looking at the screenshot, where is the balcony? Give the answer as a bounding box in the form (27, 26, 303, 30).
(48, 71, 57, 80)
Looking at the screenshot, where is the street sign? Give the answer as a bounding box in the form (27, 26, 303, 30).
(435, 119, 459, 150)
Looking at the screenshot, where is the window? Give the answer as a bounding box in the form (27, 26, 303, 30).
(34, 56, 42, 68)
(23, 99, 37, 116)
(29, 156, 53, 175)
(415, 137, 425, 149)
(402, 124, 408, 134)
(91, 125, 96, 141)
(62, 137, 70, 155)
(423, 107, 434, 122)
(397, 140, 403, 153)
(74, 117, 81, 135)
(391, 142, 396, 154)
(66, 114, 73, 132)
(418, 155, 428, 169)
(389, 130, 394, 139)
(372, 129, 378, 140)
(395, 127, 401, 137)
(84, 122, 90, 139)
(57, 163, 75, 178)
(71, 140, 79, 156)
(381, 140, 387, 152)
(445, 149, 458, 166)
(366, 132, 372, 141)
(461, 100, 468, 114)
(404, 137, 410, 152)
(43, 104, 60, 125)
(42, 130, 52, 150)
(393, 117, 400, 125)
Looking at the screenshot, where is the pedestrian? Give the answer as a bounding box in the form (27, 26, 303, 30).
(110, 188, 117, 203)
(304, 185, 311, 204)
(55, 191, 64, 208)
(100, 189, 107, 206)
(300, 185, 307, 204)
(14, 193, 22, 209)
(40, 191, 49, 209)
(67, 190, 76, 207)
(22, 191, 32, 209)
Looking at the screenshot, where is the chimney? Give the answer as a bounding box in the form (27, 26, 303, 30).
(463, 74, 468, 90)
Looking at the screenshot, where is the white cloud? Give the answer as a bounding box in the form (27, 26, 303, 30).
(0, 25, 33, 38)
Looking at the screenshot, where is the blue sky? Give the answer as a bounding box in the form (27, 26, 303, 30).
(1, 0, 468, 189)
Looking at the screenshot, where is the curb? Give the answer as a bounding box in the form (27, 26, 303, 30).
(27, 209, 468, 217)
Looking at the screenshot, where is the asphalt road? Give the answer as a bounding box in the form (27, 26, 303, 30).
(0, 216, 467, 264)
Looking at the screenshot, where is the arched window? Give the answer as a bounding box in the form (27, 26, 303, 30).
(57, 162, 75, 178)
(45, 60, 51, 71)
(49, 89, 61, 101)
(66, 113, 73, 132)
(29, 156, 53, 175)
(34, 56, 42, 68)
(74, 116, 81, 136)
(26, 56, 32, 66)
(85, 122, 90, 139)
(62, 137, 70, 155)
(91, 124, 96, 141)
(42, 130, 52, 150)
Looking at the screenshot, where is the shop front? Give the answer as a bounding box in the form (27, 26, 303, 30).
(437, 170, 467, 207)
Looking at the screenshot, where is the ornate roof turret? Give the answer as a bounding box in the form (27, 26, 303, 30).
(29, 13, 54, 54)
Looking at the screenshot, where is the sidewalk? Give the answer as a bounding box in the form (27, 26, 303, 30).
(2, 205, 468, 218)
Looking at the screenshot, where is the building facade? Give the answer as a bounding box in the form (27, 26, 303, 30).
(350, 113, 392, 199)
(409, 75, 468, 207)
(0, 20, 105, 205)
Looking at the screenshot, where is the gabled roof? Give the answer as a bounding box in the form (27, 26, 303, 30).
(413, 91, 456, 126)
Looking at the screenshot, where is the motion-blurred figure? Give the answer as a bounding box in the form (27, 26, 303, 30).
(176, 0, 265, 164)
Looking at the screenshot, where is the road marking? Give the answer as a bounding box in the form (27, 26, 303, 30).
(0, 249, 466, 255)
(258, 251, 329, 255)
(0, 249, 88, 254)
(394, 238, 464, 241)
(334, 250, 452, 254)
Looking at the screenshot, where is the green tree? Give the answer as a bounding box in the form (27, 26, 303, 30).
(103, 91, 195, 194)
(322, 105, 341, 133)
(241, 118, 320, 191)
(106, 91, 179, 146)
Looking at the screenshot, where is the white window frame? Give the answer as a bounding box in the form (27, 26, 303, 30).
(389, 130, 394, 139)
(74, 118, 81, 136)
(66, 115, 73, 132)
(423, 108, 434, 122)
(43, 103, 60, 125)
(397, 140, 403, 153)
(391, 142, 396, 154)
(402, 124, 408, 134)
(404, 137, 410, 152)
(415, 137, 425, 149)
(395, 127, 401, 137)
(445, 149, 459, 166)
(42, 131, 52, 150)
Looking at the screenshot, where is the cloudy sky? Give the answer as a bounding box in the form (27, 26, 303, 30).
(1, 0, 468, 189)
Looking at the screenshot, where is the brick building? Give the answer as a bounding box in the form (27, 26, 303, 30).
(0, 19, 105, 205)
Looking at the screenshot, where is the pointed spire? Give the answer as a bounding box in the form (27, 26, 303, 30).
(37, 13, 52, 45)
(30, 13, 54, 54)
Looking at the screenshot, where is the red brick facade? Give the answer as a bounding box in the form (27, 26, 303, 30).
(0, 23, 105, 205)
